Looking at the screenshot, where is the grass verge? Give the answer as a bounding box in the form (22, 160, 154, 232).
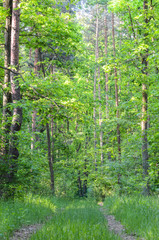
(104, 195, 159, 240)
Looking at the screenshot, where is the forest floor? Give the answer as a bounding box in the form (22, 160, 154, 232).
(2, 194, 158, 239)
(10, 202, 143, 240)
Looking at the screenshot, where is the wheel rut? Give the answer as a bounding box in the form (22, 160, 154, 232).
(98, 202, 144, 240)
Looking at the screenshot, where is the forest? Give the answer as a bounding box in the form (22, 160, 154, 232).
(0, 0, 159, 239)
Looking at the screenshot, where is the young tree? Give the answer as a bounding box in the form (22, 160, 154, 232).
(141, 0, 149, 195)
(111, 11, 121, 185)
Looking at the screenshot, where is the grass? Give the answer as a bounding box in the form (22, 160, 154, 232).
(0, 194, 57, 239)
(0, 195, 120, 240)
(30, 200, 120, 240)
(104, 195, 159, 240)
(2, 193, 158, 239)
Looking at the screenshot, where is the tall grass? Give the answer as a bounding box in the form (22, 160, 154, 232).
(30, 200, 121, 240)
(0, 194, 57, 239)
(104, 195, 159, 240)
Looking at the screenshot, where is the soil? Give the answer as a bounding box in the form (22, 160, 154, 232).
(10, 224, 42, 240)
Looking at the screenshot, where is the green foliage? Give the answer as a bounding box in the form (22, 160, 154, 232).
(0, 0, 159, 200)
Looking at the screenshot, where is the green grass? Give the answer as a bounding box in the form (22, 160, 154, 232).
(0, 195, 120, 240)
(0, 194, 57, 239)
(104, 195, 159, 240)
(30, 200, 120, 240)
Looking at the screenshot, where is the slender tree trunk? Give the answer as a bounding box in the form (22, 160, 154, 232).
(104, 8, 109, 119)
(78, 171, 83, 197)
(83, 134, 88, 196)
(31, 48, 40, 150)
(51, 117, 54, 164)
(97, 56, 103, 164)
(95, 6, 103, 164)
(112, 12, 121, 185)
(1, 0, 12, 157)
(46, 122, 54, 194)
(39, 48, 45, 77)
(9, 0, 22, 166)
(104, 7, 111, 161)
(34, 48, 40, 73)
(141, 0, 149, 195)
(76, 141, 82, 197)
(93, 4, 99, 170)
(31, 111, 36, 150)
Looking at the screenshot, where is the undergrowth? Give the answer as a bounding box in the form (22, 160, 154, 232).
(104, 195, 159, 240)
(30, 200, 120, 240)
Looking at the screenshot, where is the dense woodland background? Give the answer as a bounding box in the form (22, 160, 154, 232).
(0, 0, 159, 199)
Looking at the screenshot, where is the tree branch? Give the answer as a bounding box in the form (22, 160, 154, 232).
(128, 6, 136, 39)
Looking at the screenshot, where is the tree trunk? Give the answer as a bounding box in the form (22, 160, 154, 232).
(93, 4, 99, 170)
(141, 0, 149, 195)
(31, 111, 36, 150)
(104, 7, 111, 161)
(1, 0, 12, 157)
(104, 8, 109, 119)
(9, 0, 22, 180)
(112, 12, 121, 185)
(78, 171, 83, 197)
(31, 48, 40, 150)
(51, 117, 54, 164)
(46, 122, 54, 194)
(34, 48, 40, 74)
(83, 135, 88, 197)
(95, 5, 103, 164)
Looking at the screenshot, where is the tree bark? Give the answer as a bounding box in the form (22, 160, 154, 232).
(95, 5, 103, 164)
(51, 117, 54, 164)
(31, 111, 36, 150)
(104, 7, 111, 161)
(46, 122, 54, 194)
(31, 48, 40, 150)
(112, 12, 121, 185)
(141, 0, 149, 195)
(1, 0, 12, 157)
(10, 0, 22, 163)
(34, 48, 40, 74)
(93, 4, 99, 170)
(104, 8, 109, 119)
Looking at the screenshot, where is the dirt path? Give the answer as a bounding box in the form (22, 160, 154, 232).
(98, 202, 144, 240)
(10, 223, 42, 240)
